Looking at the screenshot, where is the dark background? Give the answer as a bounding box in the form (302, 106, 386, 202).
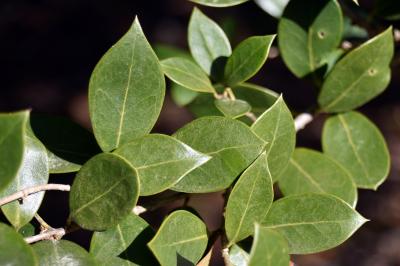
(1, 0, 400, 265)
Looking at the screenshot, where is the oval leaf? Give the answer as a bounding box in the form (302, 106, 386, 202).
(318, 27, 394, 112)
(0, 223, 37, 266)
(46, 151, 81, 174)
(251, 96, 296, 182)
(322, 111, 390, 189)
(224, 35, 275, 86)
(215, 99, 251, 119)
(161, 57, 215, 93)
(279, 148, 358, 207)
(69, 153, 139, 230)
(171, 83, 199, 107)
(96, 257, 137, 266)
(190, 0, 249, 7)
(254, 0, 290, 18)
(278, 0, 343, 77)
(89, 18, 165, 152)
(263, 193, 367, 254)
(225, 153, 273, 245)
(172, 117, 266, 193)
(114, 134, 211, 195)
(33, 240, 97, 266)
(148, 210, 208, 266)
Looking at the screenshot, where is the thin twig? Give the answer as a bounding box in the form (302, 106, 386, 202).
(34, 213, 51, 231)
(245, 112, 257, 122)
(25, 228, 66, 244)
(294, 113, 314, 132)
(0, 184, 70, 206)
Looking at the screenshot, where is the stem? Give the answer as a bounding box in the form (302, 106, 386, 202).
(25, 228, 66, 244)
(34, 213, 51, 231)
(0, 184, 71, 207)
(294, 113, 314, 132)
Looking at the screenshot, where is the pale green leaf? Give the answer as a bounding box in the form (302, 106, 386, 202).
(171, 83, 199, 107)
(190, 0, 249, 7)
(46, 151, 81, 174)
(228, 245, 249, 266)
(215, 99, 251, 119)
(89, 18, 165, 152)
(254, 0, 290, 18)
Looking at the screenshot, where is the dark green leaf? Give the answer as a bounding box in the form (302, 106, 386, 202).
(263, 193, 367, 254)
(89, 18, 165, 152)
(279, 148, 357, 207)
(172, 117, 266, 193)
(251, 96, 295, 181)
(322, 111, 390, 189)
(228, 245, 249, 266)
(69, 153, 139, 230)
(318, 27, 394, 112)
(190, 0, 249, 7)
(215, 99, 251, 119)
(0, 223, 37, 266)
(225, 153, 273, 244)
(18, 223, 35, 237)
(374, 1, 400, 21)
(171, 83, 199, 107)
(278, 0, 343, 77)
(33, 240, 97, 266)
(114, 134, 210, 195)
(148, 210, 208, 266)
(224, 35, 275, 86)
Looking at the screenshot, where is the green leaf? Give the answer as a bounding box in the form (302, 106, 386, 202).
(172, 117, 266, 193)
(154, 44, 192, 61)
(225, 153, 273, 245)
(224, 35, 275, 86)
(90, 213, 151, 260)
(374, 1, 400, 21)
(322, 111, 390, 189)
(46, 151, 81, 174)
(32, 240, 97, 266)
(148, 210, 208, 266)
(0, 128, 49, 229)
(251, 96, 296, 182)
(190, 0, 249, 7)
(263, 193, 367, 254)
(161, 57, 215, 93)
(18, 223, 35, 237)
(278, 0, 343, 78)
(89, 18, 165, 152)
(69, 153, 139, 230)
(254, 0, 290, 18)
(279, 148, 358, 207)
(97, 257, 138, 266)
(228, 245, 249, 266)
(318, 27, 394, 112)
(248, 225, 290, 266)
(188, 8, 231, 77)
(114, 134, 211, 195)
(171, 83, 199, 107)
(0, 223, 37, 266)
(0, 111, 28, 191)
(215, 99, 251, 119)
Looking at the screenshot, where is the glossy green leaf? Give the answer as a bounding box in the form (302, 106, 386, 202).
(263, 193, 367, 254)
(172, 117, 266, 193)
(224, 35, 275, 86)
(322, 112, 390, 189)
(318, 27, 394, 112)
(89, 18, 165, 152)
(190, 0, 249, 7)
(148, 210, 208, 266)
(69, 153, 139, 230)
(215, 99, 251, 119)
(0, 223, 37, 266)
(18, 223, 35, 238)
(278, 0, 343, 78)
(188, 8, 231, 77)
(33, 240, 96, 266)
(279, 148, 357, 207)
(254, 0, 290, 18)
(0, 129, 49, 229)
(114, 134, 211, 195)
(225, 153, 273, 245)
(248, 225, 290, 266)
(229, 245, 249, 266)
(251, 96, 295, 181)
(0, 111, 28, 191)
(171, 83, 199, 107)
(161, 57, 215, 93)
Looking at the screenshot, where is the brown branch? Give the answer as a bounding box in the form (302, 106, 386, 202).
(25, 228, 66, 244)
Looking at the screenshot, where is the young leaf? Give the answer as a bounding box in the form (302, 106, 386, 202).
(89, 18, 165, 152)
(0, 111, 28, 191)
(171, 83, 199, 107)
(229, 245, 249, 266)
(225, 153, 273, 245)
(188, 8, 231, 77)
(322, 112, 390, 189)
(172, 117, 266, 193)
(224, 35, 275, 86)
(248, 225, 290, 266)
(33, 240, 97, 266)
(278, 0, 343, 78)
(161, 57, 215, 93)
(148, 210, 208, 266)
(263, 193, 367, 254)
(318, 27, 394, 112)
(69, 153, 139, 230)
(114, 134, 211, 195)
(190, 0, 249, 7)
(0, 223, 37, 266)
(279, 148, 358, 207)
(215, 99, 251, 119)
(251, 96, 296, 182)
(254, 0, 290, 18)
